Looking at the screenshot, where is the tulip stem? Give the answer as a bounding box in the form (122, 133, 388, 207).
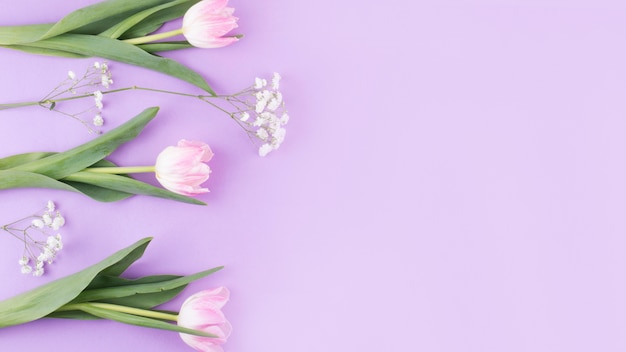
(59, 302, 179, 322)
(84, 166, 156, 174)
(123, 28, 184, 45)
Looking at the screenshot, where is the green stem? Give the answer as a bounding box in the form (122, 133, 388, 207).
(123, 28, 184, 45)
(84, 166, 155, 174)
(59, 302, 179, 322)
(0, 86, 223, 111)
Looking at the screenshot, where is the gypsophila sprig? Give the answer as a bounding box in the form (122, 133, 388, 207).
(2, 201, 65, 277)
(0, 61, 113, 133)
(0, 65, 290, 156)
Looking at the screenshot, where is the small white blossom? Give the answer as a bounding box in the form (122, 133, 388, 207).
(42, 213, 52, 226)
(259, 144, 273, 157)
(32, 219, 44, 229)
(93, 114, 104, 127)
(255, 99, 267, 114)
(47, 200, 55, 212)
(94, 61, 101, 69)
(254, 77, 264, 89)
(21, 265, 32, 274)
(271, 72, 281, 90)
(68, 71, 76, 80)
(280, 113, 289, 125)
(18, 256, 29, 266)
(256, 128, 269, 140)
(240, 112, 250, 122)
(52, 214, 65, 230)
(33, 267, 44, 277)
(267, 98, 280, 112)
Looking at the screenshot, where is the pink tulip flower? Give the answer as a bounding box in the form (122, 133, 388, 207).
(178, 287, 232, 352)
(155, 139, 214, 196)
(182, 0, 239, 48)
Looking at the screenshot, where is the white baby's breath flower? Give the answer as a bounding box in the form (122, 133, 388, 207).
(68, 71, 76, 80)
(259, 144, 273, 157)
(51, 214, 65, 230)
(239, 112, 250, 122)
(3, 201, 67, 277)
(21, 265, 32, 274)
(256, 128, 269, 140)
(254, 77, 264, 89)
(271, 72, 281, 90)
(42, 213, 52, 226)
(32, 219, 44, 229)
(93, 114, 104, 127)
(18, 256, 29, 266)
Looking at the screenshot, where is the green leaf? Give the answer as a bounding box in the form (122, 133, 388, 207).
(71, 304, 216, 337)
(0, 44, 88, 58)
(12, 35, 214, 94)
(0, 170, 79, 192)
(63, 181, 134, 202)
(138, 41, 193, 53)
(98, 239, 152, 278)
(0, 152, 55, 170)
(99, 0, 190, 39)
(0, 23, 53, 45)
(120, 0, 200, 39)
(46, 310, 101, 320)
(40, 0, 171, 40)
(72, 267, 223, 303)
(12, 107, 159, 178)
(86, 274, 182, 290)
(0, 238, 152, 328)
(61, 172, 206, 205)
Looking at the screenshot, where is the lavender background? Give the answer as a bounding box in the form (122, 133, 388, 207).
(0, 0, 625, 351)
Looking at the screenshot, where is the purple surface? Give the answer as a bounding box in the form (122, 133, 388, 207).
(1, 0, 626, 351)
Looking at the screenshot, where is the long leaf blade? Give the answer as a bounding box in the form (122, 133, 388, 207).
(0, 238, 152, 328)
(72, 267, 223, 303)
(41, 0, 170, 40)
(12, 107, 159, 178)
(0, 152, 55, 170)
(61, 172, 206, 205)
(99, 0, 189, 39)
(15, 34, 214, 94)
(72, 305, 216, 337)
(0, 170, 78, 192)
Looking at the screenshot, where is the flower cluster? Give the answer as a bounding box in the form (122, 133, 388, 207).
(224, 72, 289, 156)
(2, 201, 65, 277)
(42, 62, 113, 132)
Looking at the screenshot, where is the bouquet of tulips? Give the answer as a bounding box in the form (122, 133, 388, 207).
(0, 238, 231, 352)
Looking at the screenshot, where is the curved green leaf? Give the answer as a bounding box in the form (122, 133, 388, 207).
(72, 267, 223, 303)
(0, 170, 78, 192)
(138, 41, 193, 53)
(69, 304, 216, 337)
(14, 34, 214, 94)
(0, 44, 87, 58)
(62, 172, 206, 205)
(41, 0, 170, 40)
(120, 0, 200, 39)
(0, 152, 55, 170)
(12, 107, 159, 178)
(0, 238, 152, 328)
(99, 0, 189, 39)
(62, 181, 133, 202)
(0, 23, 52, 45)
